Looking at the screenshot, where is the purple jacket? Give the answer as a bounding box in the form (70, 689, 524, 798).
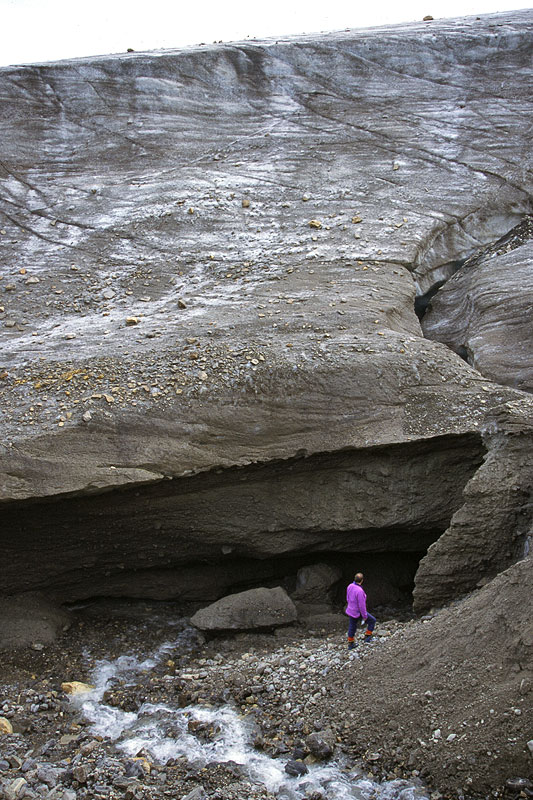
(346, 582, 368, 619)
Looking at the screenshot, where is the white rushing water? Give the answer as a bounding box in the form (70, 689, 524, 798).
(75, 634, 429, 800)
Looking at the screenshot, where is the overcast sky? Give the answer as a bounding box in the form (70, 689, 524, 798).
(0, 0, 531, 67)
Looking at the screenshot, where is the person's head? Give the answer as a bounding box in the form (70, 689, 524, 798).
(354, 572, 364, 584)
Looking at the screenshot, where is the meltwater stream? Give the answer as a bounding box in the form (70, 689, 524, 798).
(75, 631, 430, 800)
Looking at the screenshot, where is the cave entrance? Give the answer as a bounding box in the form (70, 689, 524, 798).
(218, 548, 431, 613)
(414, 213, 533, 323)
(1, 431, 484, 612)
(414, 259, 465, 322)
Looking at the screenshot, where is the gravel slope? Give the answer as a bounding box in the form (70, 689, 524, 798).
(0, 559, 531, 800)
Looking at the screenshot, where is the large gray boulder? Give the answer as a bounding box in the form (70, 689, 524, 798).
(291, 563, 342, 604)
(0, 11, 532, 610)
(190, 587, 298, 631)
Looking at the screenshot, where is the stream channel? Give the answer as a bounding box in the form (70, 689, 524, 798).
(71, 622, 431, 800)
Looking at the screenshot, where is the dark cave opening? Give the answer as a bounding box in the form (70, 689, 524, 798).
(414, 213, 533, 323)
(414, 258, 466, 322)
(222, 549, 428, 612)
(0, 433, 485, 611)
(64, 548, 429, 622)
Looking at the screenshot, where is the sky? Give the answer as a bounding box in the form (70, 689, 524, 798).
(0, 0, 531, 67)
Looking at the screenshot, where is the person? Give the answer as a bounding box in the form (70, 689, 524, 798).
(345, 572, 376, 649)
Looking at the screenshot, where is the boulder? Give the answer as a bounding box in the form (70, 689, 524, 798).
(4, 778, 27, 800)
(190, 587, 298, 631)
(306, 729, 335, 760)
(60, 681, 95, 696)
(291, 563, 342, 604)
(284, 759, 308, 777)
(0, 718, 13, 734)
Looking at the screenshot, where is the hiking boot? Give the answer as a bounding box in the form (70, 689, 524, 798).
(363, 633, 373, 643)
(347, 641, 355, 650)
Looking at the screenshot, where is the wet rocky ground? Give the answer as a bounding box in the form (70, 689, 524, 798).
(0, 598, 531, 800)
